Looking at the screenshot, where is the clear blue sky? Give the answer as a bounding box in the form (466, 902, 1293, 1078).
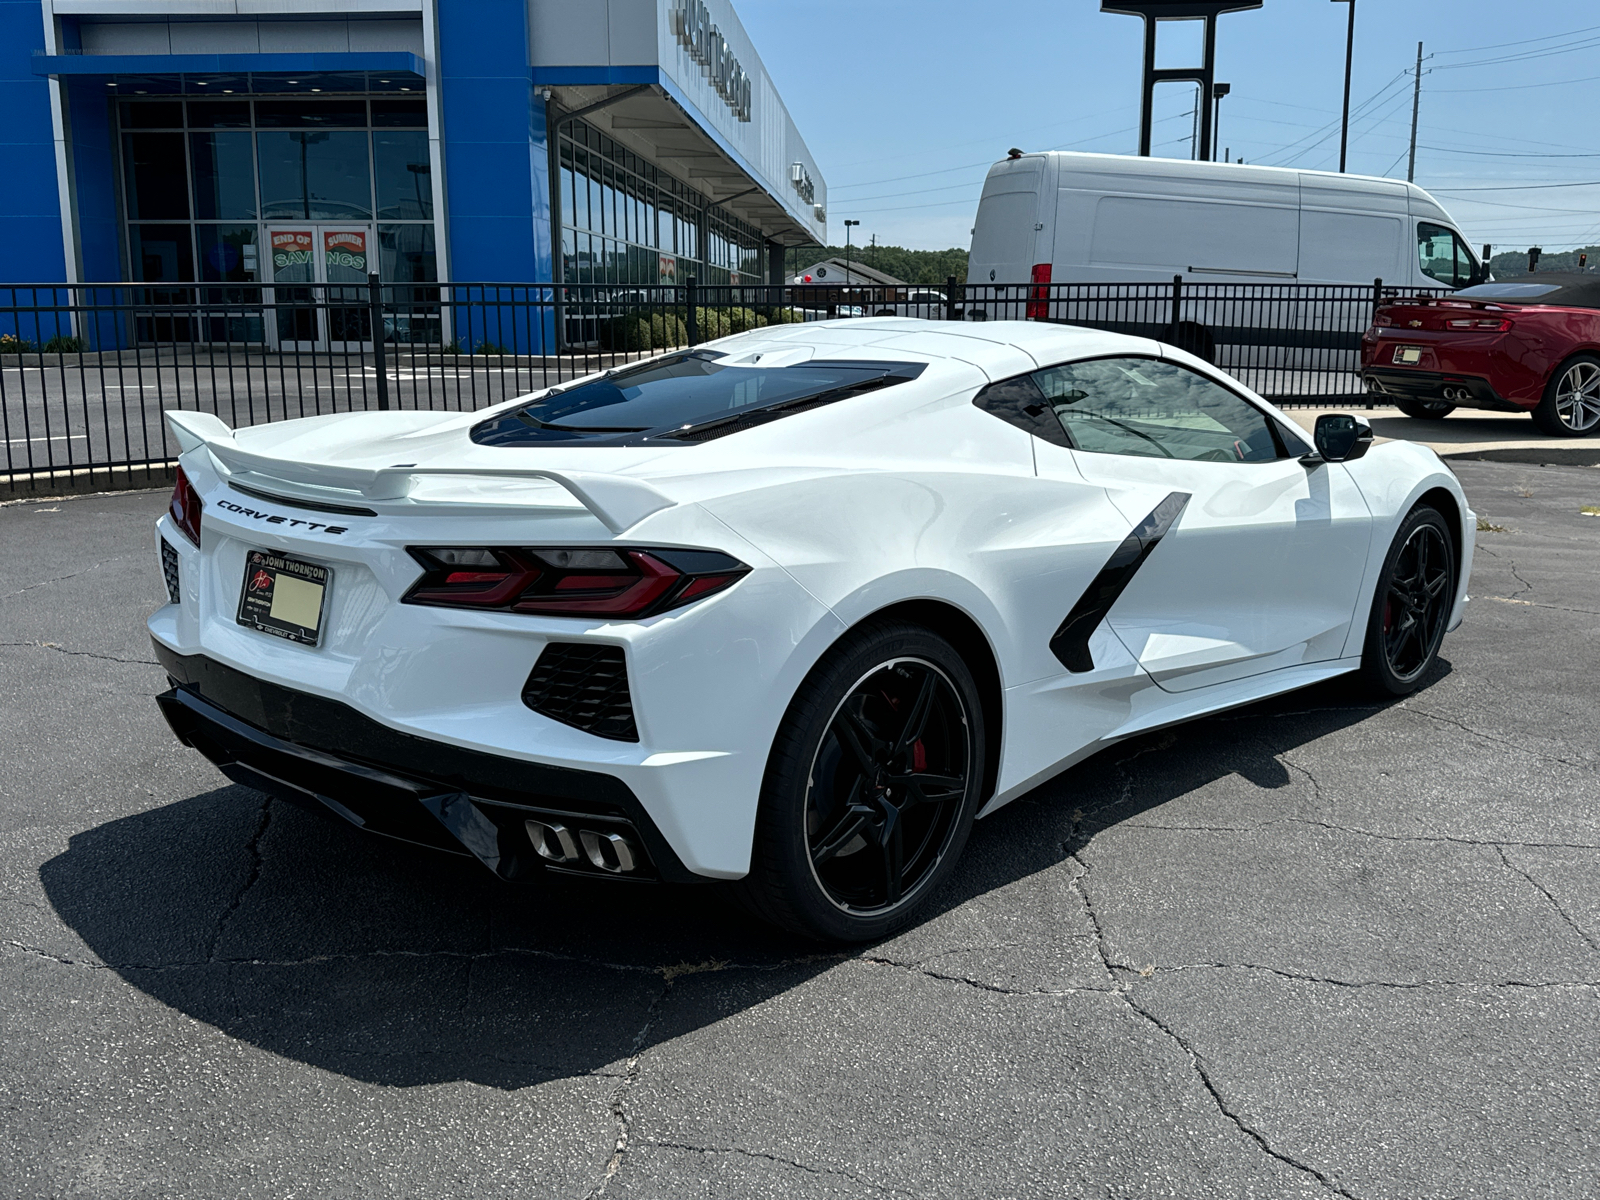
(739, 0, 1600, 255)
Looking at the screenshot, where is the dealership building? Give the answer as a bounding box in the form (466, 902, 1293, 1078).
(4, 0, 827, 312)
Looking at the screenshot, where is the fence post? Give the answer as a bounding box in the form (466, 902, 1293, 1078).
(945, 274, 959, 322)
(1372, 276, 1383, 313)
(368, 271, 390, 411)
(1168, 274, 1183, 347)
(686, 275, 698, 347)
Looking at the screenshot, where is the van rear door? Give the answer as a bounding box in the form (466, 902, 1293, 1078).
(969, 159, 1047, 286)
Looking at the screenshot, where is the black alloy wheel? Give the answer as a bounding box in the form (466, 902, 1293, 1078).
(804, 658, 970, 913)
(738, 621, 985, 942)
(1361, 506, 1456, 696)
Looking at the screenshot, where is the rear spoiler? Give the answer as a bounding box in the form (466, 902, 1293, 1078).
(165, 410, 676, 534)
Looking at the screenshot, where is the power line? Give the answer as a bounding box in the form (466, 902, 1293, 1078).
(1432, 22, 1600, 57)
(1433, 72, 1600, 94)
(1431, 180, 1600, 192)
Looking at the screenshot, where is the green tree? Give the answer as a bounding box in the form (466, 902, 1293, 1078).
(1490, 246, 1600, 276)
(792, 243, 970, 286)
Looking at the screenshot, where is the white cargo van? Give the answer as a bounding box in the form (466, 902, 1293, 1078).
(966, 152, 1483, 364)
(969, 151, 1481, 289)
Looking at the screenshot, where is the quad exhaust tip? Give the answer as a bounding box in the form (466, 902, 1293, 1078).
(525, 819, 640, 874)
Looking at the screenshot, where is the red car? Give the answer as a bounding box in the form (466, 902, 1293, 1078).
(1361, 274, 1600, 437)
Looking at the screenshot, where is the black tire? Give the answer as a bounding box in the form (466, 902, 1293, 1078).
(874, 308, 897, 317)
(1172, 321, 1216, 364)
(736, 620, 986, 942)
(1532, 353, 1600, 436)
(1360, 505, 1456, 697)
(1393, 397, 1456, 421)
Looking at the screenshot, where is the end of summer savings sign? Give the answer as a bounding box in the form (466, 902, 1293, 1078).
(269, 230, 367, 273)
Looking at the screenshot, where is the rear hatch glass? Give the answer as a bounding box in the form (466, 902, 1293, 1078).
(472, 352, 924, 446)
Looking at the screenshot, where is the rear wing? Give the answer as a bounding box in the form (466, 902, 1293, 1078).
(165, 410, 676, 534)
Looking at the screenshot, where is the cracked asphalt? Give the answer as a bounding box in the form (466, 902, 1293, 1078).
(2, 459, 1597, 1199)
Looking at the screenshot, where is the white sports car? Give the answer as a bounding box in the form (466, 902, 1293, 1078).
(150, 320, 1473, 941)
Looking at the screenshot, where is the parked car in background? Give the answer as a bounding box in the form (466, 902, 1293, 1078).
(1363, 274, 1600, 436)
(967, 151, 1483, 363)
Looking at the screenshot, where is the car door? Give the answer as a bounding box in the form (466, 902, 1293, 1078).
(1016, 355, 1373, 692)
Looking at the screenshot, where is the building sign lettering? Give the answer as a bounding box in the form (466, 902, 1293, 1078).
(672, 0, 753, 123)
(790, 162, 814, 205)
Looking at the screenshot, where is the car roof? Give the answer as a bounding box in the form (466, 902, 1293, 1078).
(708, 318, 1161, 377)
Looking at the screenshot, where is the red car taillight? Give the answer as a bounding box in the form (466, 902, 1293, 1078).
(169, 466, 203, 547)
(1026, 262, 1052, 320)
(1448, 317, 1513, 331)
(402, 546, 749, 618)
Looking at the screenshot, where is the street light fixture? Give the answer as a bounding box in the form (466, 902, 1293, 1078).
(1332, 0, 1355, 173)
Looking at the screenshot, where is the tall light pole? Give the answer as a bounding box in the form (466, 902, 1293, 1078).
(1333, 0, 1355, 173)
(843, 219, 860, 287)
(1212, 82, 1231, 162)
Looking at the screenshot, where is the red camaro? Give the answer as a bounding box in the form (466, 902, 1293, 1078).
(1361, 273, 1600, 437)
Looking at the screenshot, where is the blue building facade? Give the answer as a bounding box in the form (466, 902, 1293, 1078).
(4, 0, 826, 345)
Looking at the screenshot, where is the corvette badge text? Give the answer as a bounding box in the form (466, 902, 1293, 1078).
(215, 499, 349, 535)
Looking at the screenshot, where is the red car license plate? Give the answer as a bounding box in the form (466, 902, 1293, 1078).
(1392, 345, 1424, 366)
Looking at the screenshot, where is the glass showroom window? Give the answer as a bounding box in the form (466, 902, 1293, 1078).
(557, 118, 762, 286)
(117, 97, 435, 342)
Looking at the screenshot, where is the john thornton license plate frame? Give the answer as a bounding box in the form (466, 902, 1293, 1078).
(237, 549, 332, 646)
(1392, 345, 1424, 365)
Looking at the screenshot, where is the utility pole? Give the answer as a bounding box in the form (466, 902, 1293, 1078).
(1406, 41, 1423, 182)
(1333, 0, 1355, 172)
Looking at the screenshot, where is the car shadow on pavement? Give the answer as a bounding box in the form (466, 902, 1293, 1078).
(38, 665, 1445, 1091)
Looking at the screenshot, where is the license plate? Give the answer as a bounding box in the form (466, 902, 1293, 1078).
(237, 550, 331, 646)
(1392, 345, 1424, 365)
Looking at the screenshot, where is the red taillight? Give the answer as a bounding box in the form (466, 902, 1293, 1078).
(1374, 314, 1394, 327)
(1448, 317, 1513, 331)
(1026, 262, 1052, 320)
(169, 466, 203, 547)
(403, 546, 748, 618)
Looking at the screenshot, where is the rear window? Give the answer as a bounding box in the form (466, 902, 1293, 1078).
(471, 352, 924, 447)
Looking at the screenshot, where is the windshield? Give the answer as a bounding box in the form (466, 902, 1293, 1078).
(472, 352, 924, 446)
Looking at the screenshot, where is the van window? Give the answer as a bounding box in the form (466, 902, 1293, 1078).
(1089, 196, 1298, 276)
(969, 191, 1038, 283)
(1299, 211, 1401, 282)
(1032, 357, 1281, 462)
(1418, 223, 1476, 287)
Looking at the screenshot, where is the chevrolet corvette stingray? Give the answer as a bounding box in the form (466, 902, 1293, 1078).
(150, 319, 1473, 940)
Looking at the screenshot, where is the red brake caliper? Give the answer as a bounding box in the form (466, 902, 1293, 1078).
(913, 740, 927, 772)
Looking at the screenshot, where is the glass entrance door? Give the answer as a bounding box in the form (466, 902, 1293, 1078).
(267, 225, 374, 351)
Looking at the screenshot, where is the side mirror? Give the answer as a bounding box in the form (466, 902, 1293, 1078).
(1307, 414, 1374, 464)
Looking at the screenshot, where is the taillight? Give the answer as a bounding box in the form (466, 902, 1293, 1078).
(169, 466, 203, 547)
(1448, 317, 1513, 331)
(403, 546, 749, 618)
(1026, 262, 1052, 320)
(1373, 313, 1393, 327)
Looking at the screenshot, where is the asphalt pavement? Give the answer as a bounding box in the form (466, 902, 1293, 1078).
(2, 460, 1598, 1198)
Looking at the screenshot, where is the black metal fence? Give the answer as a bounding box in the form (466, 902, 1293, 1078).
(2, 276, 1444, 494)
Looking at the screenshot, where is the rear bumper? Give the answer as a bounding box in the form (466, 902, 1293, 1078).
(154, 644, 699, 883)
(1362, 368, 1527, 413)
